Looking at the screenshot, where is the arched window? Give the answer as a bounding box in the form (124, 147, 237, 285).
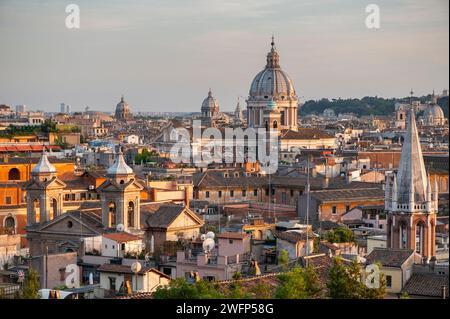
(399, 223, 408, 249)
(33, 199, 41, 223)
(108, 202, 116, 228)
(8, 168, 20, 180)
(127, 201, 135, 228)
(415, 223, 424, 255)
(273, 120, 278, 129)
(4, 216, 15, 230)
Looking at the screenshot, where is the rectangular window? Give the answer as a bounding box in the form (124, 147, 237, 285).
(271, 188, 275, 196)
(109, 277, 116, 291)
(205, 191, 210, 198)
(253, 189, 258, 196)
(229, 239, 233, 244)
(218, 191, 222, 198)
(386, 275, 392, 288)
(346, 205, 350, 212)
(242, 190, 246, 197)
(332, 206, 337, 215)
(281, 192, 287, 204)
(290, 189, 294, 197)
(5, 197, 11, 205)
(265, 189, 269, 196)
(230, 190, 234, 197)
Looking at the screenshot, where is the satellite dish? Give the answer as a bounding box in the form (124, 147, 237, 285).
(131, 261, 142, 274)
(200, 234, 206, 241)
(202, 238, 215, 253)
(116, 224, 124, 232)
(206, 231, 215, 240)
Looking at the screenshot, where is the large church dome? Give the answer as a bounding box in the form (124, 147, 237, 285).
(246, 37, 299, 131)
(249, 38, 297, 99)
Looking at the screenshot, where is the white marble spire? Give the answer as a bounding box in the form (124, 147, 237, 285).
(394, 109, 429, 212)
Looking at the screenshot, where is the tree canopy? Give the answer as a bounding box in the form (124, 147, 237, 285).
(325, 227, 355, 243)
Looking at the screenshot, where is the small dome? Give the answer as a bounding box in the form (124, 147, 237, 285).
(107, 149, 134, 177)
(32, 152, 56, 175)
(201, 89, 219, 117)
(424, 104, 444, 119)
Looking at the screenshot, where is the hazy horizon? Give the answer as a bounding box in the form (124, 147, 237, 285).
(0, 0, 448, 113)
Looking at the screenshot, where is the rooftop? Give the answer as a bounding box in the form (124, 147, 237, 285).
(102, 232, 141, 243)
(365, 248, 415, 267)
(403, 273, 449, 298)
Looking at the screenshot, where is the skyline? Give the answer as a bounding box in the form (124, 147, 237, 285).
(0, 0, 449, 112)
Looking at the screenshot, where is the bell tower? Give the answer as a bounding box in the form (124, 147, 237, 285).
(98, 147, 143, 232)
(25, 151, 66, 225)
(385, 109, 437, 261)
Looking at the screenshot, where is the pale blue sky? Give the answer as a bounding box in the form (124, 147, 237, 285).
(0, 0, 448, 112)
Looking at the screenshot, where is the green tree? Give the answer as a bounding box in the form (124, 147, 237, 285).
(326, 227, 355, 243)
(327, 257, 361, 299)
(21, 268, 40, 299)
(327, 257, 386, 299)
(225, 282, 251, 299)
(400, 291, 410, 299)
(232, 271, 242, 280)
(275, 266, 321, 299)
(135, 148, 158, 164)
(153, 278, 224, 299)
(278, 249, 289, 269)
(360, 262, 386, 299)
(249, 282, 273, 299)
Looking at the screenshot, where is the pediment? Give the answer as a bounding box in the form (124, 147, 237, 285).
(168, 209, 204, 229)
(38, 214, 101, 235)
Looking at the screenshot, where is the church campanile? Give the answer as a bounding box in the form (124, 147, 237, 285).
(385, 109, 437, 261)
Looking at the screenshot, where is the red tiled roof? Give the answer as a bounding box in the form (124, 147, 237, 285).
(103, 232, 141, 243)
(0, 145, 61, 153)
(217, 232, 249, 240)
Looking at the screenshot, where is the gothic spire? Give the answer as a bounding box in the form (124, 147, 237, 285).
(395, 108, 428, 210)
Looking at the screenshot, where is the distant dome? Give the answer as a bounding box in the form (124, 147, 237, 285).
(115, 95, 132, 120)
(32, 152, 56, 175)
(201, 89, 219, 118)
(424, 104, 445, 126)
